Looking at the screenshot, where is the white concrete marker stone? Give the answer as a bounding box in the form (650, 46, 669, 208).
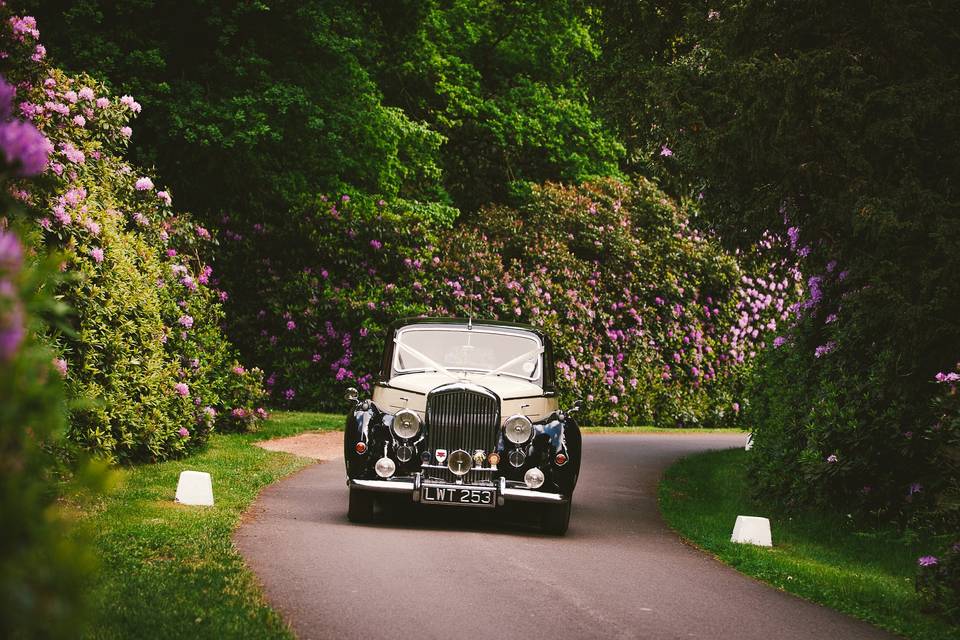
(175, 470, 214, 506)
(731, 515, 772, 547)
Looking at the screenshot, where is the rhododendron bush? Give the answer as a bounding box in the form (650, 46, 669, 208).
(228, 177, 800, 427)
(1, 10, 265, 462)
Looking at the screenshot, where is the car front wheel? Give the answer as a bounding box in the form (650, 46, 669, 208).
(542, 500, 572, 535)
(347, 487, 374, 523)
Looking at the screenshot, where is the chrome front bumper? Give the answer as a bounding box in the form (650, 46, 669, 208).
(348, 473, 567, 506)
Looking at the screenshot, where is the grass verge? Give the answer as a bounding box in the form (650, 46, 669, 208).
(79, 411, 342, 639)
(658, 448, 959, 640)
(581, 425, 747, 434)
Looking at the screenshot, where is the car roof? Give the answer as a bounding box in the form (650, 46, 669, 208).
(388, 316, 547, 340)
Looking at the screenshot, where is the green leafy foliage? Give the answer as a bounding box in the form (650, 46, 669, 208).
(0, 228, 101, 640)
(366, 0, 625, 211)
(592, 0, 960, 536)
(2, 12, 266, 462)
(25, 0, 449, 218)
(233, 177, 796, 427)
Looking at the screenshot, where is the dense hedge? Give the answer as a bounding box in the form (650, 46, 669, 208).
(592, 0, 960, 528)
(225, 177, 799, 427)
(2, 10, 266, 462)
(0, 77, 102, 638)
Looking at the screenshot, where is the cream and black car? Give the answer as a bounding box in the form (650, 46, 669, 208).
(343, 318, 582, 534)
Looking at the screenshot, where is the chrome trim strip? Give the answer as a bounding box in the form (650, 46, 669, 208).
(349, 478, 566, 504)
(350, 479, 416, 493)
(501, 488, 566, 503)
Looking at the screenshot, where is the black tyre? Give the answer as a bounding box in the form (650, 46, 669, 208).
(347, 487, 374, 523)
(542, 500, 572, 535)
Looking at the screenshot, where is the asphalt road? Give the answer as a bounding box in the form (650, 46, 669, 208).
(235, 434, 895, 640)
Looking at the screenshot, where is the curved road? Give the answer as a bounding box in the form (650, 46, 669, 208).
(235, 434, 894, 640)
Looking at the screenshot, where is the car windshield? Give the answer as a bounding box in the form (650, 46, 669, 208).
(392, 323, 543, 384)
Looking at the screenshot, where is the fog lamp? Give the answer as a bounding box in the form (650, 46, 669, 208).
(524, 467, 545, 489)
(375, 456, 396, 478)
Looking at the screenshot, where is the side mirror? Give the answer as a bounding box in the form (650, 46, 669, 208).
(344, 387, 359, 403)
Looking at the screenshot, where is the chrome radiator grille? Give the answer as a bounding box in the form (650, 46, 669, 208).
(420, 465, 495, 486)
(425, 386, 500, 455)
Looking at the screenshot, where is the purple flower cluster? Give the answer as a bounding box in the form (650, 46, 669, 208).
(0, 76, 50, 176)
(0, 229, 25, 361)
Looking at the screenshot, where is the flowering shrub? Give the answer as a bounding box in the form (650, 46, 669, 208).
(0, 100, 102, 636)
(1, 11, 265, 461)
(747, 251, 960, 533)
(228, 177, 799, 426)
(917, 545, 960, 623)
(0, 225, 99, 638)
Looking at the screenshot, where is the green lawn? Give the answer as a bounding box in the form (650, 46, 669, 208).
(79, 411, 342, 640)
(581, 425, 748, 434)
(659, 448, 959, 640)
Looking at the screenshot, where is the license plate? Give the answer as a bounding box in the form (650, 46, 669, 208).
(421, 484, 495, 508)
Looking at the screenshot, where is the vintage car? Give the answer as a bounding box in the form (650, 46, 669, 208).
(343, 317, 582, 534)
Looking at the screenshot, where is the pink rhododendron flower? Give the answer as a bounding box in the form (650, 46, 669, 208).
(2, 228, 27, 271)
(135, 177, 154, 191)
(53, 357, 68, 376)
(174, 382, 190, 397)
(659, 145, 673, 157)
(827, 454, 838, 463)
(0, 119, 50, 175)
(31, 44, 46, 62)
(120, 126, 132, 138)
(60, 141, 84, 164)
(9, 16, 40, 41)
(286, 320, 296, 330)
(917, 556, 938, 567)
(814, 341, 836, 358)
(177, 427, 190, 438)
(120, 95, 142, 113)
(157, 190, 171, 205)
(233, 365, 246, 375)
(178, 315, 194, 328)
(90, 247, 104, 263)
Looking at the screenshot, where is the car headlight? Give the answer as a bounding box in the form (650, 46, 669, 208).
(504, 414, 533, 444)
(375, 457, 396, 478)
(393, 409, 421, 439)
(524, 467, 545, 489)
